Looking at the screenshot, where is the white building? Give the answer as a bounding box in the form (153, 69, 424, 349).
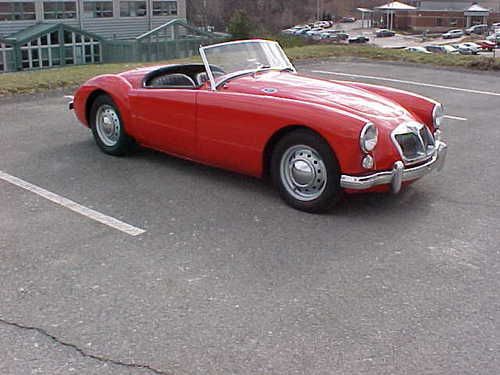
(0, 0, 186, 39)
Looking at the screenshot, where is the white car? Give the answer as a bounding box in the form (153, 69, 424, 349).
(450, 44, 475, 55)
(404, 46, 432, 54)
(319, 30, 349, 41)
(465, 24, 488, 35)
(305, 27, 324, 37)
(462, 42, 480, 48)
(293, 26, 311, 36)
(461, 42, 480, 53)
(282, 26, 305, 35)
(314, 21, 331, 28)
(320, 30, 338, 38)
(486, 32, 500, 43)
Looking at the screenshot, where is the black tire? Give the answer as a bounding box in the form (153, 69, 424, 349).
(89, 94, 134, 156)
(270, 129, 342, 213)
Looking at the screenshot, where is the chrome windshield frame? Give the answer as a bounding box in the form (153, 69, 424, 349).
(199, 39, 296, 91)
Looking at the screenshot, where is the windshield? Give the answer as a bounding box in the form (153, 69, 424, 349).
(200, 40, 295, 88)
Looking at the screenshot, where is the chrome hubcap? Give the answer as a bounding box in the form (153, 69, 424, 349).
(280, 145, 327, 201)
(96, 105, 120, 147)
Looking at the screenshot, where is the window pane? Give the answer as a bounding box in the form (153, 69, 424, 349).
(1, 2, 36, 20)
(50, 31, 59, 45)
(153, 1, 177, 16)
(120, 1, 146, 17)
(64, 30, 73, 44)
(44, 2, 76, 19)
(51, 47, 60, 62)
(84, 1, 113, 18)
(0, 3, 11, 21)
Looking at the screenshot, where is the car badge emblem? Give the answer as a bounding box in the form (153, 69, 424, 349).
(262, 88, 278, 94)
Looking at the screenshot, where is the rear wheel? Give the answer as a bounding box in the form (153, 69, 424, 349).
(89, 94, 133, 156)
(270, 129, 342, 213)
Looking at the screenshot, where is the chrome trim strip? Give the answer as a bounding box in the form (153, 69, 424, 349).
(432, 103, 443, 129)
(359, 122, 377, 153)
(340, 141, 447, 190)
(391, 121, 435, 165)
(65, 95, 74, 110)
(199, 46, 216, 91)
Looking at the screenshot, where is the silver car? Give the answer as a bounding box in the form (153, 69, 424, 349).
(442, 29, 464, 39)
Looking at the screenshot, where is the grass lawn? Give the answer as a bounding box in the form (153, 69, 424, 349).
(1, 44, 499, 96)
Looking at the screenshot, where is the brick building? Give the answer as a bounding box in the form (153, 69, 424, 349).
(372, 0, 500, 32)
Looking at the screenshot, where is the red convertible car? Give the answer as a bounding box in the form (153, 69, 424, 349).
(70, 39, 447, 212)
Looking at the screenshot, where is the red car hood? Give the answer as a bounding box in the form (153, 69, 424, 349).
(224, 71, 414, 128)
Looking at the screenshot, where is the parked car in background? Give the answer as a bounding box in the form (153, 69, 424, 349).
(486, 32, 500, 45)
(282, 26, 306, 35)
(461, 42, 481, 52)
(442, 29, 464, 39)
(425, 45, 459, 54)
(340, 17, 356, 23)
(293, 26, 311, 36)
(404, 46, 432, 54)
(348, 36, 369, 43)
(476, 40, 496, 51)
(71, 39, 447, 212)
(320, 30, 349, 41)
(465, 24, 488, 35)
(314, 21, 332, 28)
(376, 29, 396, 37)
(334, 32, 349, 41)
(305, 27, 325, 37)
(283, 25, 309, 35)
(491, 22, 500, 30)
(450, 43, 478, 55)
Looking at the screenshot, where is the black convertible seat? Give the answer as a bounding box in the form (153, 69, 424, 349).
(149, 73, 196, 88)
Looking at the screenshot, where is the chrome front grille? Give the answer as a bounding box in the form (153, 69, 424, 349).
(392, 122, 435, 164)
(395, 133, 421, 160)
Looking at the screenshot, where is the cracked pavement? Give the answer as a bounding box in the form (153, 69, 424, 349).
(0, 318, 169, 375)
(1, 60, 499, 374)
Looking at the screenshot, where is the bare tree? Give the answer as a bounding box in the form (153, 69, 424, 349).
(186, 0, 390, 31)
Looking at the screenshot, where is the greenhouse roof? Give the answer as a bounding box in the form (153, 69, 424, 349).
(136, 19, 214, 40)
(5, 23, 103, 44)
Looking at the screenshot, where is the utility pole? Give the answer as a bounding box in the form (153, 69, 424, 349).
(317, 0, 321, 21)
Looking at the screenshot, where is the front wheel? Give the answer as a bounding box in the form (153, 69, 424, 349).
(89, 94, 134, 156)
(270, 129, 342, 213)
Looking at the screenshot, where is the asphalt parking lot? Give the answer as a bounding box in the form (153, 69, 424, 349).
(1, 60, 499, 375)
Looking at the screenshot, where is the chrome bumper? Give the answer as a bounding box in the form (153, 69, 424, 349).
(340, 141, 447, 193)
(65, 95, 74, 110)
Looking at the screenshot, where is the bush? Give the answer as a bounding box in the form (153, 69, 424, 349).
(228, 10, 254, 39)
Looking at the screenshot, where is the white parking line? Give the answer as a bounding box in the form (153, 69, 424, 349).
(311, 70, 500, 97)
(444, 115, 467, 121)
(0, 170, 146, 237)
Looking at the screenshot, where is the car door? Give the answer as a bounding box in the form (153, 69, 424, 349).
(195, 88, 275, 177)
(129, 88, 197, 158)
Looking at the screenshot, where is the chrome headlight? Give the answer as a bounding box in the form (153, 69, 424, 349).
(432, 103, 444, 129)
(360, 122, 378, 153)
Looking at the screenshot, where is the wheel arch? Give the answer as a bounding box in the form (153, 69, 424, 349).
(85, 89, 109, 126)
(84, 86, 134, 137)
(262, 125, 337, 180)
